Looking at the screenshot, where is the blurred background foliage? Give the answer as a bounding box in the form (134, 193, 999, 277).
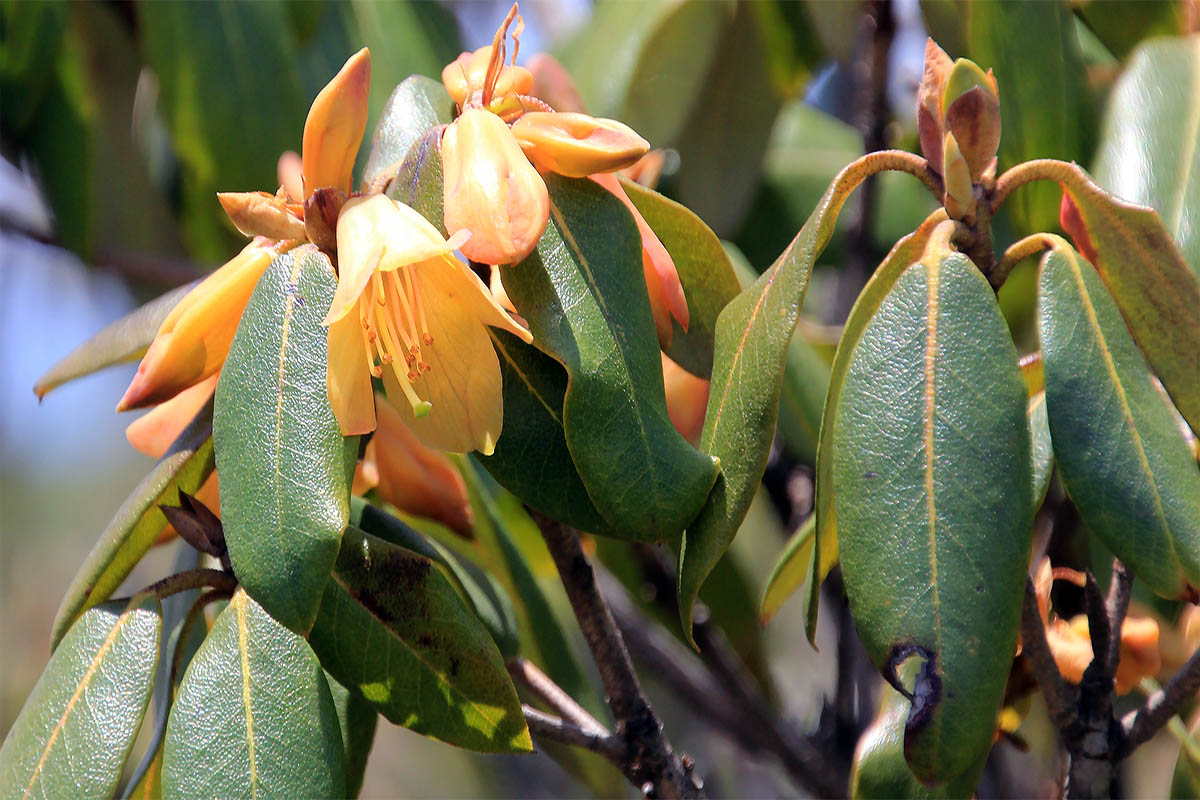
(2, 0, 1197, 796)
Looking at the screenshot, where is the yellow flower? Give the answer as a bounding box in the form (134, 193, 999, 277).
(323, 194, 532, 454)
(438, 4, 650, 266)
(117, 240, 289, 411)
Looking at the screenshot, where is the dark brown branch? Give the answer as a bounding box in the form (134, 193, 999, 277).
(1103, 562, 1133, 677)
(530, 511, 704, 799)
(522, 706, 629, 764)
(508, 658, 607, 735)
(1119, 644, 1200, 757)
(1021, 578, 1078, 729)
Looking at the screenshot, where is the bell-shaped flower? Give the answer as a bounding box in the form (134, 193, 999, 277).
(323, 194, 532, 454)
(442, 107, 550, 265)
(117, 240, 289, 411)
(357, 392, 476, 538)
(511, 112, 648, 178)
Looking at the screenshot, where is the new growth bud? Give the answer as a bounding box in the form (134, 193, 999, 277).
(917, 39, 1001, 183)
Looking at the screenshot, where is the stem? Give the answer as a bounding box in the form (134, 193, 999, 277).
(1119, 643, 1200, 757)
(522, 706, 629, 764)
(991, 233, 1054, 289)
(1021, 578, 1078, 729)
(142, 568, 237, 600)
(854, 149, 944, 205)
(530, 511, 704, 799)
(992, 158, 1074, 209)
(508, 658, 607, 735)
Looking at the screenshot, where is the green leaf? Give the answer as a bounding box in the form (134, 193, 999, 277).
(325, 672, 377, 799)
(1074, 1, 1182, 60)
(478, 331, 618, 536)
(1038, 239, 1200, 598)
(965, 0, 1089, 234)
(849, 660, 983, 799)
(620, 178, 742, 378)
(678, 158, 934, 643)
(760, 514, 815, 625)
(1029, 391, 1054, 510)
(1095, 37, 1200, 277)
(33, 282, 194, 400)
(1, 594, 161, 800)
(309, 527, 532, 753)
(351, 497, 521, 658)
(214, 244, 358, 635)
(384, 126, 447, 232)
(1054, 161, 1200, 437)
(833, 236, 1032, 784)
(162, 590, 346, 799)
(500, 175, 719, 541)
(51, 402, 214, 649)
(0, 0, 69, 133)
(363, 75, 455, 188)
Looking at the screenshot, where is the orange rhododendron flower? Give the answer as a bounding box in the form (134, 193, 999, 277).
(323, 194, 531, 453)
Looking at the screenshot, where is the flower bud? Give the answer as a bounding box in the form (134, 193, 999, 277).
(442, 46, 533, 108)
(917, 39, 954, 175)
(941, 131, 976, 220)
(218, 191, 306, 241)
(511, 112, 649, 178)
(942, 59, 1001, 181)
(442, 108, 549, 265)
(302, 48, 370, 198)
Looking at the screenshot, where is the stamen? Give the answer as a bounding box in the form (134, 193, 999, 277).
(387, 270, 421, 352)
(482, 3, 519, 105)
(411, 273, 433, 346)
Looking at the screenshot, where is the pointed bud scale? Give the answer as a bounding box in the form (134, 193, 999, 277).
(943, 59, 1001, 181)
(442, 108, 549, 265)
(941, 131, 975, 220)
(512, 112, 650, 178)
(218, 191, 307, 241)
(917, 38, 954, 174)
(301, 47, 370, 199)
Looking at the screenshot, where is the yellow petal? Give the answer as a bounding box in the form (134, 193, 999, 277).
(302, 47, 370, 199)
(218, 191, 307, 241)
(125, 373, 219, 459)
(442, 46, 532, 108)
(442, 109, 549, 265)
(416, 250, 532, 345)
(118, 241, 281, 410)
(512, 112, 649, 178)
(326, 312, 377, 435)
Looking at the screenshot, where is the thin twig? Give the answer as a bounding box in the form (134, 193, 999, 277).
(508, 658, 608, 735)
(141, 568, 237, 600)
(522, 706, 629, 764)
(530, 510, 704, 799)
(1083, 571, 1112, 673)
(1119, 644, 1200, 756)
(1104, 562, 1133, 677)
(1021, 578, 1078, 729)
(991, 233, 1054, 288)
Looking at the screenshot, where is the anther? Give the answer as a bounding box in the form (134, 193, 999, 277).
(422, 333, 434, 345)
(407, 370, 419, 381)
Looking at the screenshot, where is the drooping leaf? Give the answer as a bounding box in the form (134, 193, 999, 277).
(1038, 239, 1200, 599)
(620, 178, 742, 378)
(161, 590, 346, 799)
(33, 280, 194, 401)
(500, 175, 719, 541)
(0, 594, 161, 800)
(833, 237, 1032, 784)
(351, 497, 521, 658)
(1052, 161, 1200, 436)
(308, 527, 532, 754)
(964, 0, 1090, 234)
(760, 514, 815, 625)
(51, 401, 214, 648)
(325, 672, 377, 799)
(214, 244, 358, 635)
(363, 75, 456, 188)
(478, 331, 618, 537)
(1095, 36, 1200, 277)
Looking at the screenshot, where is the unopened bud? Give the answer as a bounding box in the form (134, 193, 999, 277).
(302, 48, 370, 199)
(942, 59, 1001, 181)
(442, 108, 549, 265)
(941, 131, 976, 220)
(917, 39, 954, 174)
(218, 191, 307, 241)
(511, 112, 649, 178)
(442, 46, 534, 108)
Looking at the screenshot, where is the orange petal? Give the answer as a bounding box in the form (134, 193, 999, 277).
(125, 373, 219, 459)
(442, 109, 549, 265)
(512, 112, 649, 178)
(327, 312, 377, 436)
(662, 353, 709, 445)
(302, 48, 370, 199)
(218, 191, 307, 241)
(278, 150, 304, 203)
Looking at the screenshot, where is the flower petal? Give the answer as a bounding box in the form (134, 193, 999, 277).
(302, 48, 370, 198)
(416, 252, 532, 345)
(125, 373, 219, 459)
(512, 112, 648, 178)
(326, 312, 377, 435)
(218, 191, 307, 241)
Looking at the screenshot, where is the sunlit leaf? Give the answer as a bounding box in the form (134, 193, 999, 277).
(325, 672, 377, 799)
(364, 75, 455, 189)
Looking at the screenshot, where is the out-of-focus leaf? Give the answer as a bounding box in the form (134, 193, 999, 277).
(138, 0, 307, 259)
(501, 175, 719, 541)
(325, 672, 377, 799)
(670, 2, 780, 236)
(351, 497, 521, 658)
(0, 0, 69, 132)
(33, 282, 194, 400)
(1038, 239, 1200, 598)
(833, 238, 1031, 784)
(309, 527, 532, 753)
(162, 590, 346, 798)
(0, 595, 161, 799)
(364, 75, 456, 188)
(1075, 1, 1182, 60)
(965, 0, 1089, 234)
(802, 0, 860, 62)
(51, 402, 213, 649)
(621, 178, 742, 378)
(849, 660, 984, 799)
(1170, 712, 1200, 799)
(1095, 36, 1200, 277)
(1053, 161, 1200, 434)
(215, 244, 357, 635)
(760, 515, 814, 625)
